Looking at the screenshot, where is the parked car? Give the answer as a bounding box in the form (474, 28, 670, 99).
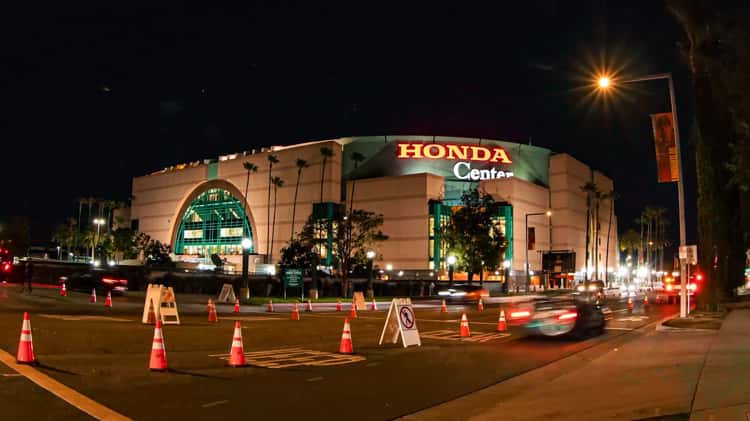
(437, 284, 489, 303)
(509, 297, 607, 338)
(62, 270, 129, 295)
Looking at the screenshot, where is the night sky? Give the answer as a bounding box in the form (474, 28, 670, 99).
(1, 2, 696, 247)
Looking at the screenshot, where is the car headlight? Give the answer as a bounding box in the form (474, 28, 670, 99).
(453, 291, 466, 297)
(576, 285, 585, 292)
(437, 291, 450, 296)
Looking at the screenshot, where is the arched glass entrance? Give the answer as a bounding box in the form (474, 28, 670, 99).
(174, 188, 253, 256)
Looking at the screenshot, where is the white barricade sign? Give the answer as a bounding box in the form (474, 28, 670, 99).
(378, 298, 421, 348)
(353, 292, 366, 310)
(217, 284, 236, 303)
(142, 284, 162, 324)
(159, 286, 180, 325)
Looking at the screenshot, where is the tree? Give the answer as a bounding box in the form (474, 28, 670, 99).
(297, 209, 388, 298)
(269, 176, 284, 264)
(319, 146, 334, 203)
(279, 238, 316, 272)
(242, 161, 258, 239)
(265, 154, 279, 263)
(290, 158, 309, 242)
(51, 218, 78, 257)
(581, 181, 600, 282)
(668, 2, 750, 307)
(440, 188, 506, 285)
(112, 227, 137, 261)
(603, 190, 618, 285)
(619, 229, 640, 261)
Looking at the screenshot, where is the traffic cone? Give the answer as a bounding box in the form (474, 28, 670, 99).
(440, 299, 447, 313)
(370, 298, 377, 311)
(291, 302, 300, 320)
(104, 291, 112, 308)
(306, 300, 313, 312)
(336, 300, 342, 312)
(643, 295, 650, 307)
(16, 312, 35, 364)
(90, 288, 97, 303)
(146, 300, 156, 325)
(477, 298, 484, 311)
(655, 295, 662, 304)
(59, 282, 67, 297)
(227, 321, 246, 367)
(627, 297, 633, 311)
(233, 298, 240, 314)
(149, 320, 167, 371)
(338, 318, 353, 354)
(496, 309, 507, 332)
(348, 301, 358, 319)
(207, 299, 218, 323)
(459, 313, 471, 338)
(267, 299, 274, 313)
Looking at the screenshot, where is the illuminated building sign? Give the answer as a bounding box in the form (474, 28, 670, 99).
(396, 143, 512, 164)
(452, 162, 514, 180)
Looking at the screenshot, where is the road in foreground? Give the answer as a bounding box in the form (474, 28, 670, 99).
(0, 286, 675, 420)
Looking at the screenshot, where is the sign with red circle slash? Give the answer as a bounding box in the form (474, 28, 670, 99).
(379, 298, 421, 348)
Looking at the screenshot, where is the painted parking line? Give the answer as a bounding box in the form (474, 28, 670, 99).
(418, 318, 499, 326)
(420, 329, 511, 343)
(298, 314, 384, 320)
(39, 314, 133, 322)
(615, 316, 650, 322)
(229, 316, 286, 322)
(208, 347, 365, 368)
(0, 349, 131, 420)
(605, 327, 635, 331)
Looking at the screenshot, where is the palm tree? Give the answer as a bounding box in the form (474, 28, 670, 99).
(266, 154, 279, 262)
(77, 198, 86, 231)
(319, 146, 334, 203)
(86, 197, 96, 226)
(348, 152, 366, 216)
(269, 176, 284, 263)
(242, 161, 258, 240)
(580, 181, 599, 281)
(603, 190, 619, 284)
(290, 158, 309, 242)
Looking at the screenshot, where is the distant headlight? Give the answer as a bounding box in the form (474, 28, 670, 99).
(453, 291, 466, 297)
(576, 285, 585, 292)
(588, 285, 598, 291)
(437, 291, 450, 296)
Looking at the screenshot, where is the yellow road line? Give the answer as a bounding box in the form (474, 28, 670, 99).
(0, 349, 131, 421)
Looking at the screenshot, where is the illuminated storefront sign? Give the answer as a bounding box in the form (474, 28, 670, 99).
(452, 162, 514, 180)
(396, 143, 512, 164)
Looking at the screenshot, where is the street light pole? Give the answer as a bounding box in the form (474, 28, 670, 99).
(93, 218, 104, 261)
(598, 73, 687, 317)
(447, 255, 456, 287)
(525, 211, 551, 291)
(241, 237, 252, 299)
(366, 250, 375, 299)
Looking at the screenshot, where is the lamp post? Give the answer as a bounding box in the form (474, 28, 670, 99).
(503, 260, 511, 293)
(241, 237, 252, 299)
(447, 255, 457, 287)
(366, 250, 375, 299)
(92, 218, 105, 261)
(525, 211, 551, 291)
(597, 73, 687, 317)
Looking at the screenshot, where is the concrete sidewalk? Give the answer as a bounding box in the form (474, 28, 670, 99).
(403, 309, 750, 420)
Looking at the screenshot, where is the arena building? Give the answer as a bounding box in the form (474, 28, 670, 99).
(129, 135, 618, 288)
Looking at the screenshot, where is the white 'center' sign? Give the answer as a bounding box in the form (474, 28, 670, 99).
(379, 298, 421, 348)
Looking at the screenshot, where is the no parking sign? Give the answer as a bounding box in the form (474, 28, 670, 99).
(378, 298, 421, 348)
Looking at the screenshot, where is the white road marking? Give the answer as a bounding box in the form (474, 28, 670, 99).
(419, 318, 498, 326)
(201, 400, 229, 408)
(210, 347, 365, 368)
(306, 376, 324, 382)
(39, 314, 132, 322)
(420, 329, 511, 343)
(605, 327, 635, 331)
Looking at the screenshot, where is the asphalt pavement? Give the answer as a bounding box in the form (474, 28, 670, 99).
(0, 285, 676, 420)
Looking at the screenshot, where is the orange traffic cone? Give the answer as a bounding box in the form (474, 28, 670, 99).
(233, 298, 240, 314)
(267, 299, 274, 313)
(59, 282, 67, 297)
(149, 320, 167, 371)
(227, 321, 246, 367)
(496, 309, 507, 332)
(338, 318, 353, 354)
(104, 291, 112, 308)
(370, 298, 377, 311)
(306, 300, 313, 312)
(336, 300, 342, 312)
(348, 301, 358, 319)
(291, 302, 300, 320)
(643, 295, 650, 307)
(459, 313, 471, 338)
(627, 297, 633, 311)
(477, 298, 484, 311)
(90, 288, 97, 303)
(16, 312, 35, 364)
(146, 300, 156, 325)
(440, 299, 448, 313)
(207, 299, 218, 323)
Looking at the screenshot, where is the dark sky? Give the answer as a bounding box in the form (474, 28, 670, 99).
(1, 1, 696, 247)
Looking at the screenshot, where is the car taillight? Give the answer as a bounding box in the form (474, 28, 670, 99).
(1, 263, 10, 272)
(102, 278, 116, 284)
(666, 284, 673, 291)
(557, 311, 578, 321)
(689, 283, 698, 292)
(119, 279, 128, 285)
(510, 310, 531, 319)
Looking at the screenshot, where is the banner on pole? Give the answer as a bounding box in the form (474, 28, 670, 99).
(650, 112, 679, 183)
(379, 298, 421, 348)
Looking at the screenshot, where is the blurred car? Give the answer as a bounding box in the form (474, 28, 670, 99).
(0, 248, 12, 282)
(62, 270, 129, 295)
(437, 284, 489, 303)
(509, 297, 606, 338)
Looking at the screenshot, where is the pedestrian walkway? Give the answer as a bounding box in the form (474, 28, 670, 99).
(403, 310, 750, 420)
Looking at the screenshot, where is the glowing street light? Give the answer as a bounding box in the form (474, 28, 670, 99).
(597, 76, 610, 89)
(446, 255, 457, 287)
(366, 250, 376, 299)
(92, 218, 105, 260)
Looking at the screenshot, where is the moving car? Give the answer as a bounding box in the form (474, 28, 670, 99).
(62, 270, 129, 295)
(437, 284, 489, 303)
(509, 297, 606, 338)
(0, 248, 12, 282)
